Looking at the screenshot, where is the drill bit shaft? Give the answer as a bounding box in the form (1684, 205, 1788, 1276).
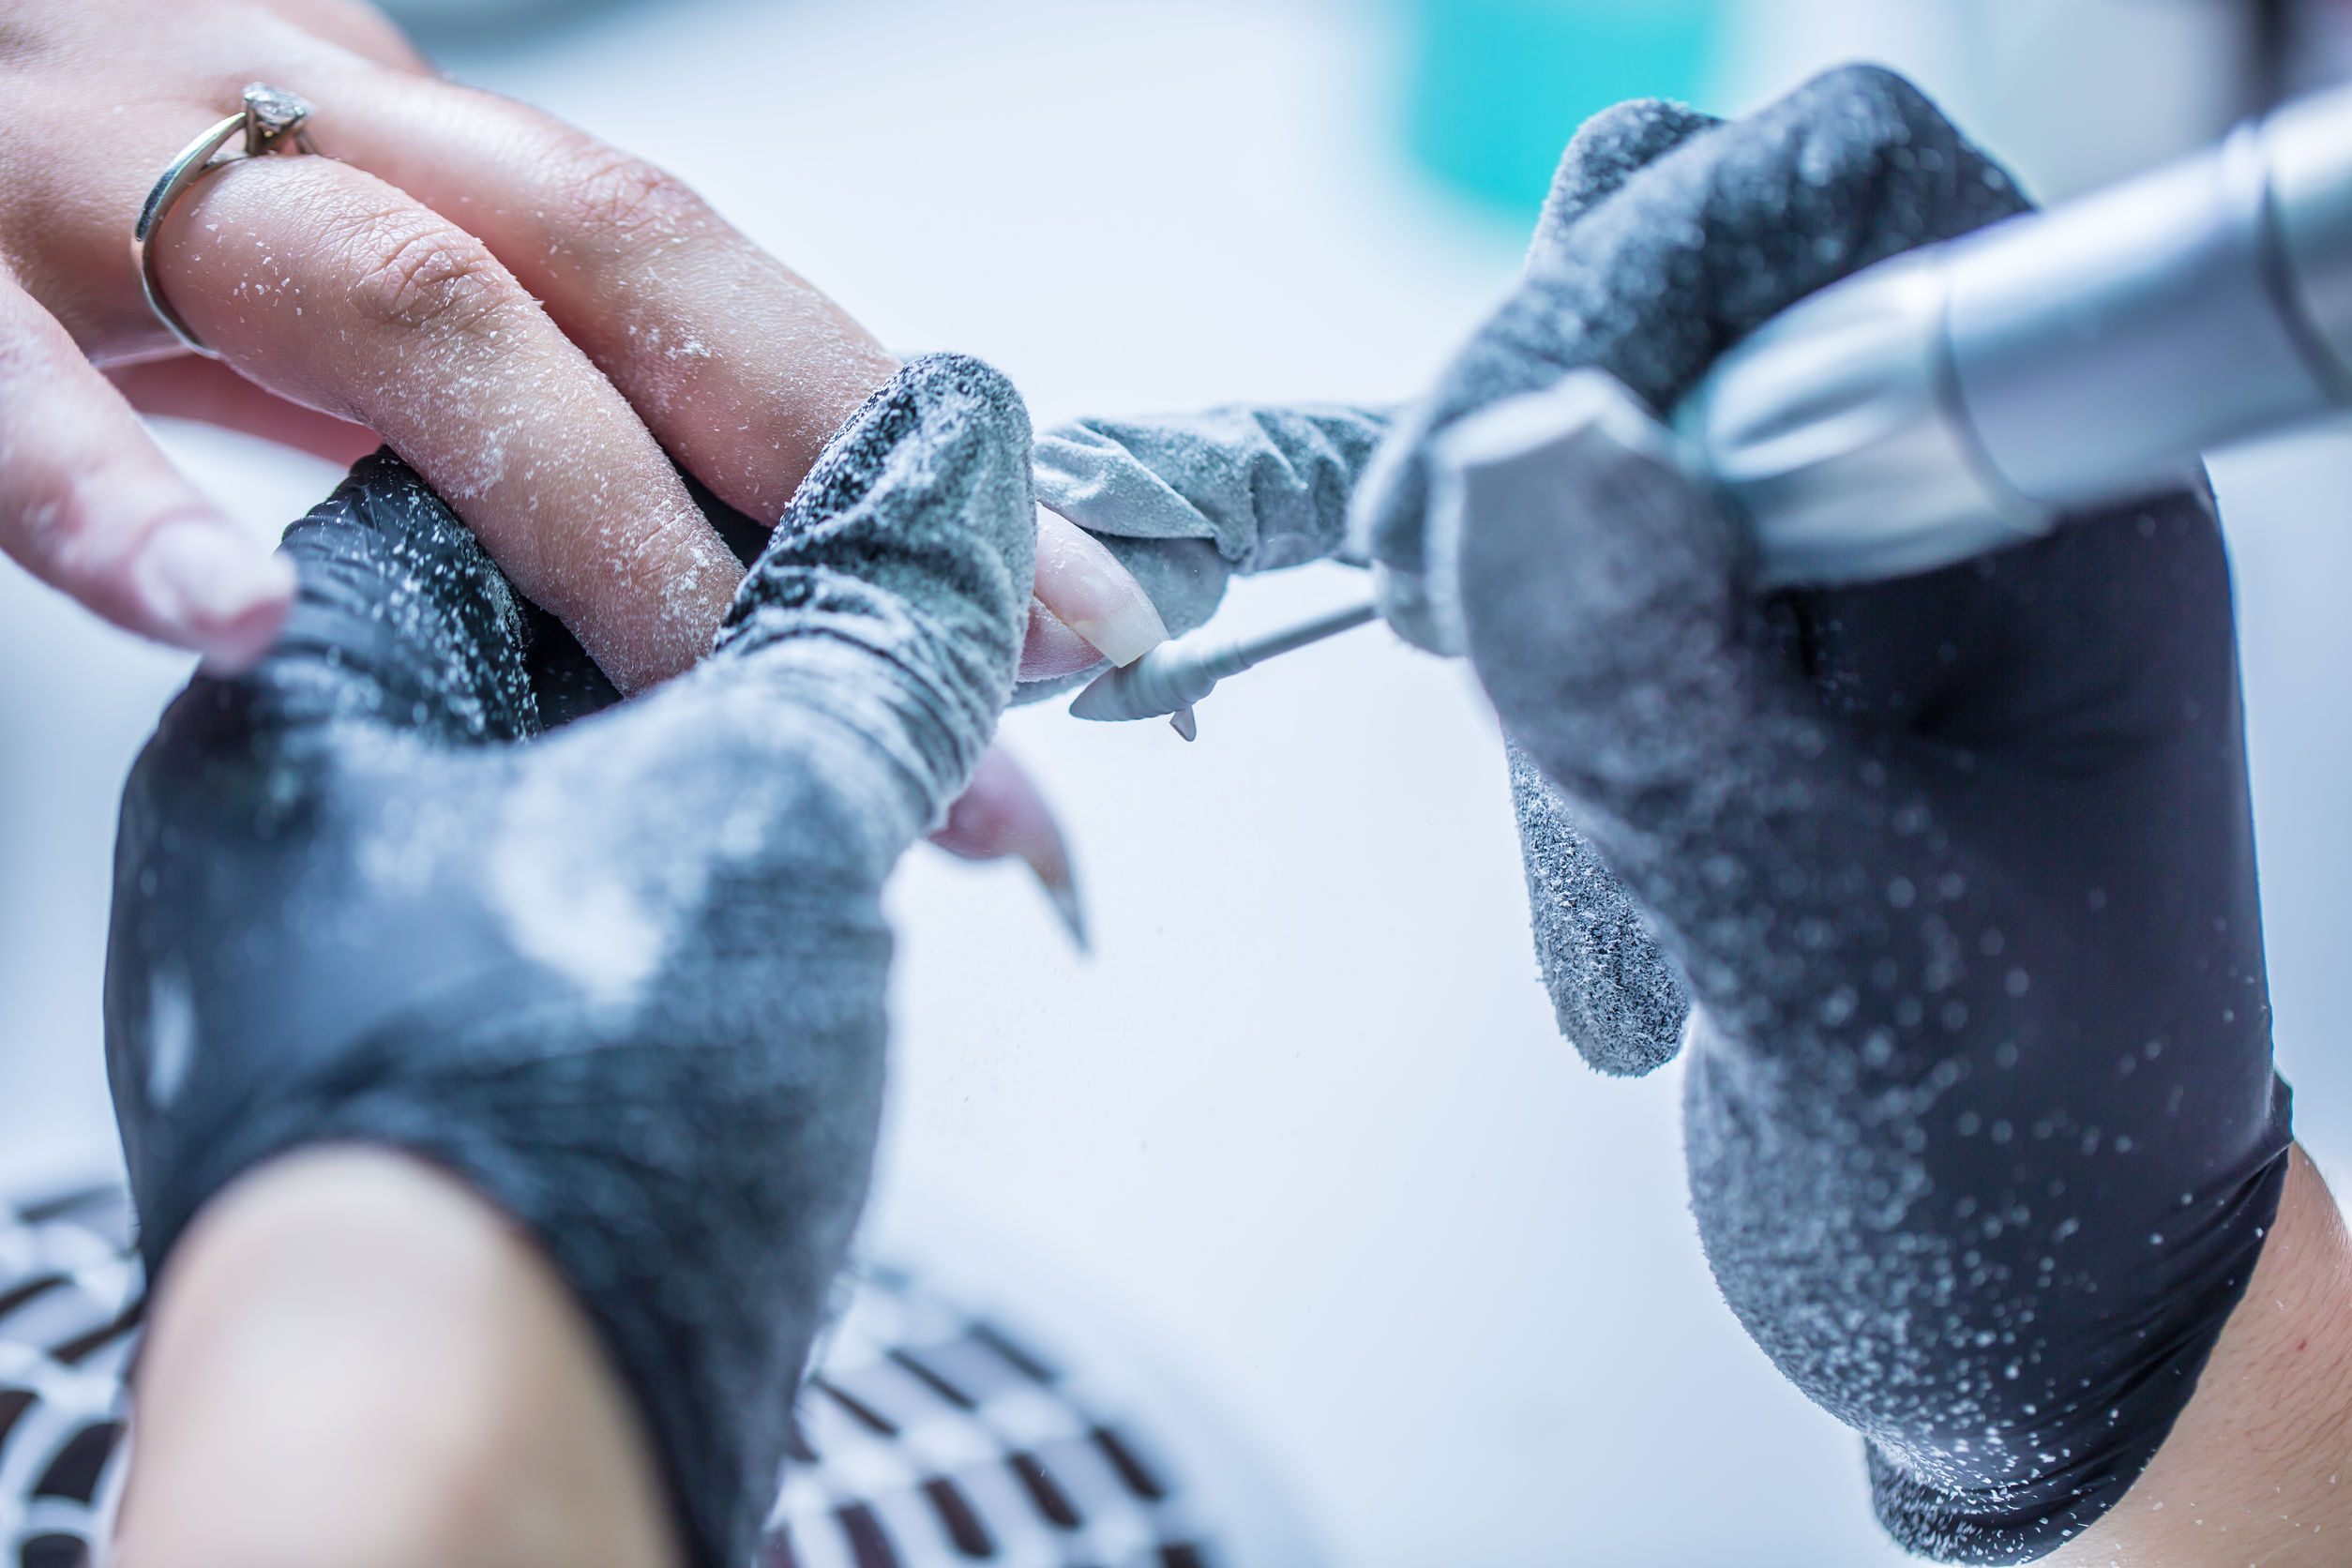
(1069, 598, 1380, 739)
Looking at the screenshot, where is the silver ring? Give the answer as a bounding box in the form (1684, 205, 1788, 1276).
(133, 83, 321, 356)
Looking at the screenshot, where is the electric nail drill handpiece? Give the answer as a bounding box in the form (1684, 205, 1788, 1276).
(1078, 83, 2352, 732)
(1679, 80, 2352, 586)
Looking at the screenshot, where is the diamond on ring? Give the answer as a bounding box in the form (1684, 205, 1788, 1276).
(241, 84, 314, 155)
(134, 83, 322, 354)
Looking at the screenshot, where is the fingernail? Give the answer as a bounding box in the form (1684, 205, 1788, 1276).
(1037, 865, 1091, 955)
(1034, 505, 1168, 668)
(1021, 597, 1111, 682)
(927, 745, 1090, 953)
(133, 515, 297, 668)
(1076, 592, 1169, 670)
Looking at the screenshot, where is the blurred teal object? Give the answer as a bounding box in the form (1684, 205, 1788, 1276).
(1405, 0, 1723, 213)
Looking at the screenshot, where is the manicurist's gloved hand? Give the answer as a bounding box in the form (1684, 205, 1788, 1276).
(104, 354, 1034, 1568)
(1020, 222, 1702, 1072)
(1410, 68, 2297, 1562)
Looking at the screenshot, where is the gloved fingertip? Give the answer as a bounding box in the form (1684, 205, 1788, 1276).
(1350, 415, 1463, 655)
(1563, 996, 1691, 1078)
(727, 352, 1036, 730)
(1507, 746, 1693, 1078)
(1419, 369, 1692, 668)
(1434, 369, 1679, 485)
(1535, 98, 1721, 251)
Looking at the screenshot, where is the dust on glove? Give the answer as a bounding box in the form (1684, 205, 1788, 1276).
(105, 354, 1036, 1568)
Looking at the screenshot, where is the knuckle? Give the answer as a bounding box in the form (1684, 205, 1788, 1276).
(339, 209, 519, 336)
(7, 473, 136, 593)
(562, 148, 713, 252)
(8, 477, 84, 564)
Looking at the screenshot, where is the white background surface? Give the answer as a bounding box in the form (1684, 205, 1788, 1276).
(5, 4, 2351, 1564)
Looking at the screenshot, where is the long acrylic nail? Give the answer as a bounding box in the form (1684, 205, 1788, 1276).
(132, 515, 297, 667)
(1020, 597, 1111, 682)
(1034, 505, 1168, 668)
(928, 744, 1091, 953)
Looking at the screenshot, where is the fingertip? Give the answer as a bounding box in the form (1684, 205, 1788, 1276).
(1540, 98, 1719, 244)
(191, 580, 295, 673)
(130, 516, 297, 667)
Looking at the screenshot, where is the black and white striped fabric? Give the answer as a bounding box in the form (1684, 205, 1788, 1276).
(0, 1180, 1218, 1568)
(769, 1261, 1212, 1568)
(0, 1182, 138, 1568)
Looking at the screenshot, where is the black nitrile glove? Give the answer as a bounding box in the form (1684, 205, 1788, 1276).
(1352, 95, 1718, 657)
(1419, 68, 2290, 1561)
(103, 354, 1035, 1568)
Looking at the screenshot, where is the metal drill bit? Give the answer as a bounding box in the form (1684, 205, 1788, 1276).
(1069, 597, 1380, 739)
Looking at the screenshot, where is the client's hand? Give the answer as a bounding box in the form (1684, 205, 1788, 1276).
(103, 354, 1033, 1568)
(7, 0, 896, 682)
(3, 0, 1162, 694)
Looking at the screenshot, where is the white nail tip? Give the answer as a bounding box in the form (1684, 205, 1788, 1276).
(1068, 599, 1169, 669)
